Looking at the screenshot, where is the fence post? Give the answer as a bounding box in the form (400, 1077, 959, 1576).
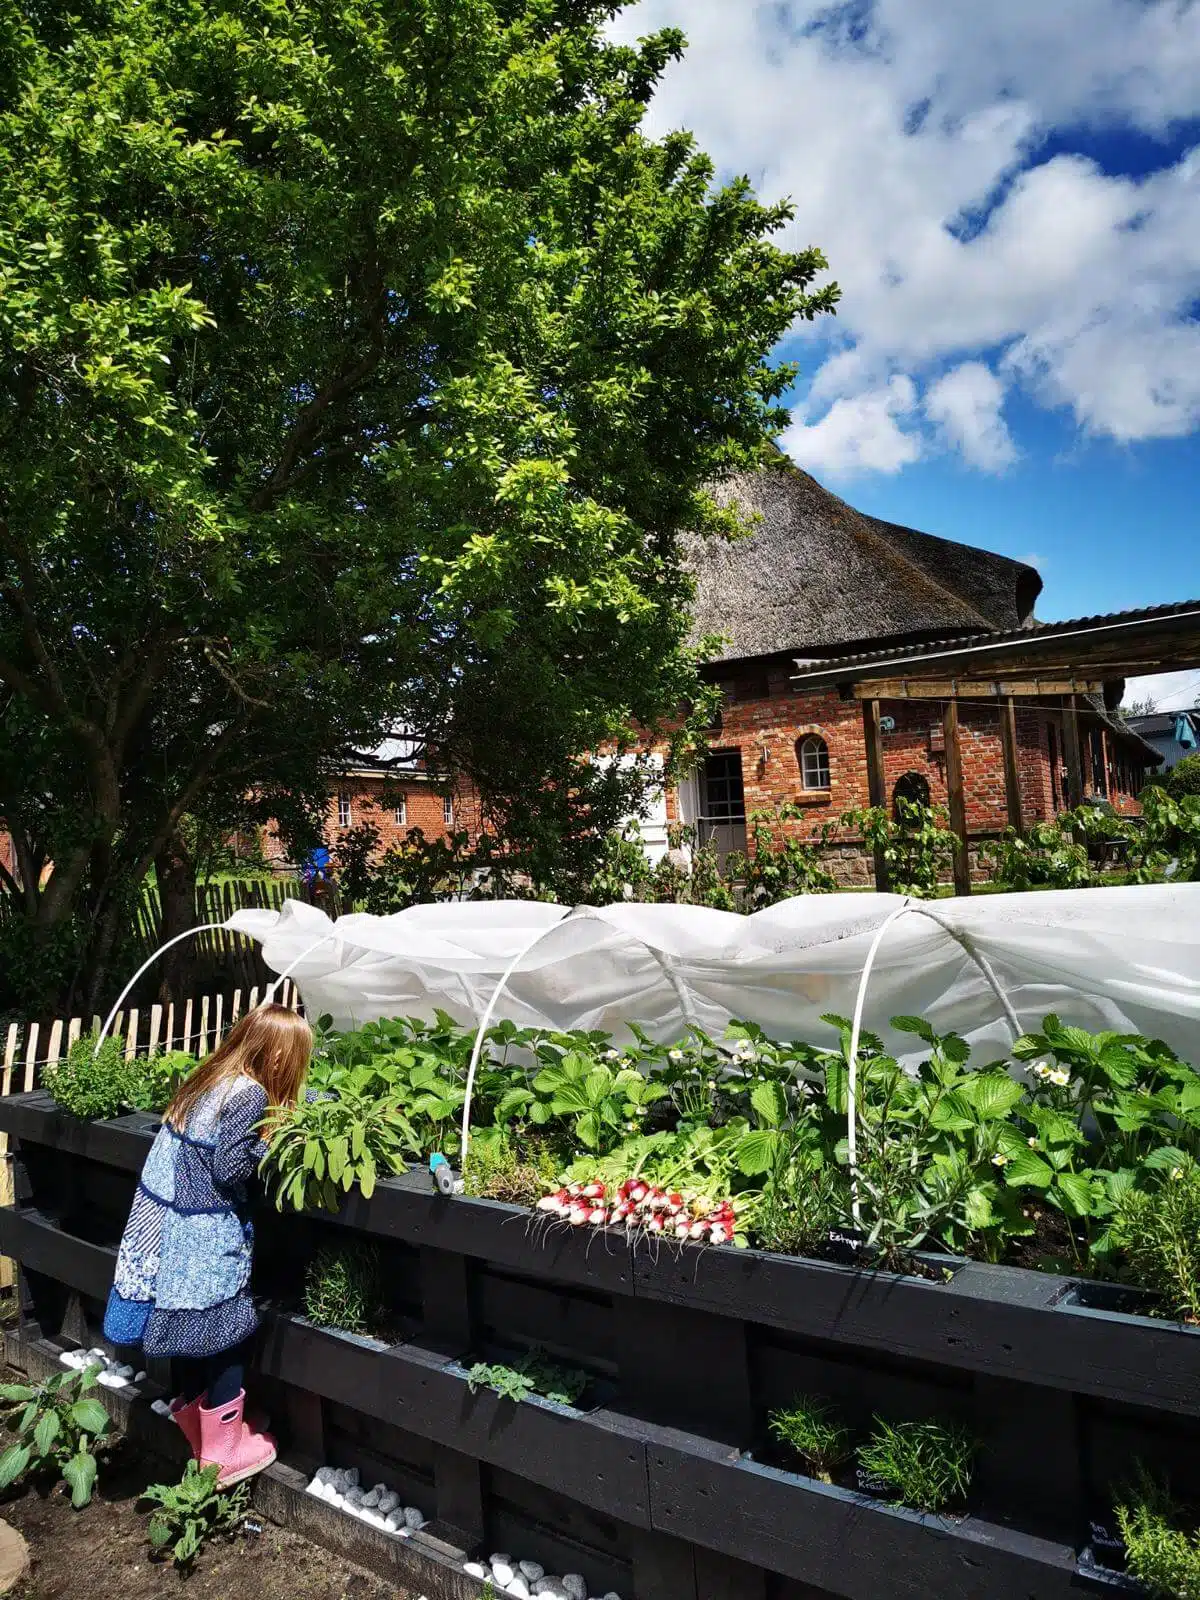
(124, 1010, 139, 1061)
(182, 998, 194, 1054)
(22, 1024, 38, 1093)
(67, 1018, 82, 1049)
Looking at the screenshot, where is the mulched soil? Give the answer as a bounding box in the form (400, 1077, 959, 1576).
(2, 1437, 415, 1600)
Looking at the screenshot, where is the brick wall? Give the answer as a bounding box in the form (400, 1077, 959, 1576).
(665, 670, 1150, 882)
(262, 775, 477, 868)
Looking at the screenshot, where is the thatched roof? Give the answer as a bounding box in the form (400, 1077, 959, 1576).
(687, 459, 1042, 665)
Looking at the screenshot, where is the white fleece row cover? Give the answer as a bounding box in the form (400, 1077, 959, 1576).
(227, 886, 1200, 1066)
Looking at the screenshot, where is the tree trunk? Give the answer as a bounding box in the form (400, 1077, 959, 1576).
(155, 836, 199, 1004)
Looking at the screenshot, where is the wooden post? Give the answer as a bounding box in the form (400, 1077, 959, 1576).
(1063, 696, 1085, 807)
(862, 698, 889, 892)
(1001, 697, 1023, 834)
(943, 700, 972, 897)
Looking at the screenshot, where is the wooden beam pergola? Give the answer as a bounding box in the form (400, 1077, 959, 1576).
(791, 600, 1200, 896)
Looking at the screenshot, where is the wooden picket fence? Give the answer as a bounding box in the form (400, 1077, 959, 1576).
(0, 980, 305, 1290)
(0, 978, 306, 1099)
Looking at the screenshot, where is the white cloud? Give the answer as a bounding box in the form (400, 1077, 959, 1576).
(783, 374, 921, 474)
(1123, 670, 1200, 713)
(610, 1, 1200, 472)
(924, 361, 1017, 470)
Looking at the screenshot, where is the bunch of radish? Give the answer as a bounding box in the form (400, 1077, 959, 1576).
(536, 1178, 737, 1246)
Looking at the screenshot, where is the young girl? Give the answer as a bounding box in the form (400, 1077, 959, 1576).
(104, 1004, 313, 1484)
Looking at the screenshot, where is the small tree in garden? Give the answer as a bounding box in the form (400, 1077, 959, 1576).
(0, 0, 836, 1014)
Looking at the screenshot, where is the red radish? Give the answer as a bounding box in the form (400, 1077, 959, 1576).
(568, 1205, 589, 1225)
(583, 1182, 606, 1199)
(588, 1206, 607, 1225)
(668, 1192, 683, 1208)
(688, 1221, 706, 1241)
(536, 1197, 560, 1212)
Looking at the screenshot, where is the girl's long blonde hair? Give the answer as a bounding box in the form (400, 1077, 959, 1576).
(165, 1004, 313, 1132)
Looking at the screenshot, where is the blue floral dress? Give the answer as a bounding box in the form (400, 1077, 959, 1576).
(104, 1077, 268, 1357)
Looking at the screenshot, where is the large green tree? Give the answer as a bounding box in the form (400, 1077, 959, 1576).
(0, 0, 836, 1013)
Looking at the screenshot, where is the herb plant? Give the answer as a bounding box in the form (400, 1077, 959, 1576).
(769, 1396, 853, 1483)
(1111, 1163, 1200, 1323)
(466, 1347, 588, 1409)
(857, 1417, 977, 1514)
(0, 1364, 110, 1507)
(461, 1129, 564, 1206)
(262, 1077, 417, 1212)
(142, 1460, 249, 1567)
(304, 1242, 385, 1336)
(42, 1035, 133, 1121)
(1116, 1467, 1200, 1598)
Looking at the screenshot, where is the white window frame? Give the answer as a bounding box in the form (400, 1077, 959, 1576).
(337, 793, 352, 827)
(798, 735, 831, 791)
(394, 797, 407, 826)
(443, 794, 454, 826)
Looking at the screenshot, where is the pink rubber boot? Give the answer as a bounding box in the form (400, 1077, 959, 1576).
(197, 1391, 277, 1486)
(171, 1393, 269, 1447)
(169, 1395, 203, 1458)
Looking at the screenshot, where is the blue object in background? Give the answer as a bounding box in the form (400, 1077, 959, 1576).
(302, 846, 331, 884)
(1174, 714, 1197, 751)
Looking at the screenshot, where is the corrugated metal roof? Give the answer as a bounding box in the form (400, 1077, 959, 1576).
(789, 599, 1200, 683)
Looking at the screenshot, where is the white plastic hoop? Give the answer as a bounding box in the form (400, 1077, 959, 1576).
(94, 923, 226, 1057)
(844, 899, 1025, 1225)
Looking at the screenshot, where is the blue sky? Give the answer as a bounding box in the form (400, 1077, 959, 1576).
(612, 2, 1200, 697)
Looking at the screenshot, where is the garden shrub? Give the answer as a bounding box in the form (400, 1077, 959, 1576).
(43, 1034, 134, 1120)
(1111, 1164, 1200, 1324)
(1167, 754, 1200, 800)
(1116, 1467, 1200, 1599)
(304, 1242, 385, 1336)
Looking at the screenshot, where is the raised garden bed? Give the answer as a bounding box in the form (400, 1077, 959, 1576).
(3, 1091, 1199, 1600)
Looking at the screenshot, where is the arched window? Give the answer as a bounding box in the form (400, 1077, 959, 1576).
(892, 771, 931, 818)
(797, 735, 830, 791)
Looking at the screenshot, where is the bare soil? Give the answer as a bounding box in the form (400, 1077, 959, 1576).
(2, 1439, 414, 1600)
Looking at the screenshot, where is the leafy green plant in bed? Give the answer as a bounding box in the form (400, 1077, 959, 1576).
(304, 1242, 385, 1335)
(1110, 1162, 1200, 1323)
(42, 1034, 133, 1120)
(0, 1364, 110, 1506)
(769, 1396, 853, 1484)
(857, 1417, 977, 1514)
(124, 1050, 196, 1114)
(142, 1460, 248, 1568)
(819, 1013, 1028, 1267)
(466, 1347, 588, 1408)
(1116, 1466, 1200, 1598)
(461, 1127, 565, 1206)
(262, 1076, 418, 1212)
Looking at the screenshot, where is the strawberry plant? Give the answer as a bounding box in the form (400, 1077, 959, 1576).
(0, 1363, 110, 1506)
(466, 1348, 587, 1408)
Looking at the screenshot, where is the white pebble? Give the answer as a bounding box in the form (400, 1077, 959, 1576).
(329, 1491, 345, 1509)
(463, 1563, 488, 1580)
(364, 1510, 387, 1529)
(133, 1370, 147, 1384)
(87, 1347, 106, 1360)
(150, 1398, 172, 1417)
(520, 1563, 545, 1583)
(97, 1371, 124, 1389)
(505, 1582, 531, 1600)
(306, 1480, 325, 1498)
(492, 1561, 515, 1586)
(115, 1364, 134, 1379)
(490, 1554, 512, 1570)
(403, 1506, 425, 1529)
(563, 1580, 587, 1600)
(384, 1510, 403, 1532)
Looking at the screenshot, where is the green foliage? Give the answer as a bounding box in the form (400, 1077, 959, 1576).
(262, 1079, 418, 1213)
(984, 820, 1093, 891)
(461, 1129, 564, 1207)
(303, 1243, 385, 1337)
(42, 1035, 132, 1121)
(1111, 1164, 1200, 1324)
(841, 799, 958, 898)
(857, 1417, 977, 1514)
(466, 1348, 588, 1409)
(42, 1033, 195, 1120)
(769, 1397, 853, 1484)
(142, 1461, 248, 1568)
(0, 1363, 110, 1507)
(1116, 1467, 1200, 1599)
(727, 808, 839, 907)
(1167, 755, 1200, 801)
(0, 0, 833, 1014)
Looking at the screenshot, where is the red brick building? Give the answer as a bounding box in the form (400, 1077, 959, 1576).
(651, 462, 1162, 883)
